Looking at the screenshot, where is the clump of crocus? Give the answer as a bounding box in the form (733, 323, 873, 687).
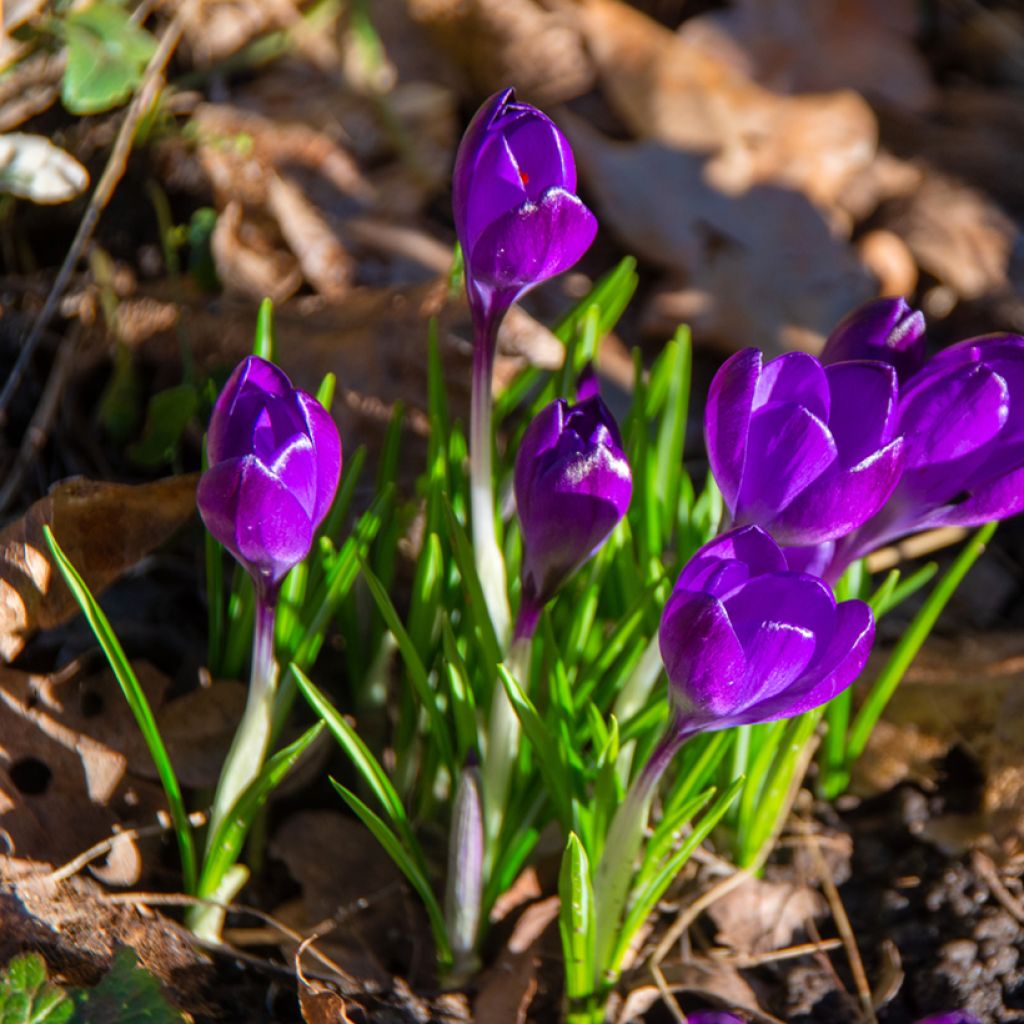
(453, 88, 598, 643)
(513, 381, 632, 639)
(827, 333, 1024, 574)
(593, 526, 874, 976)
(194, 354, 341, 937)
(820, 296, 926, 382)
(706, 349, 905, 545)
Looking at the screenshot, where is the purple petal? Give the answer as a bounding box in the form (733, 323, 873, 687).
(501, 109, 576, 198)
(900, 362, 1010, 468)
(769, 436, 904, 545)
(924, 461, 1024, 528)
(687, 1015, 745, 1024)
(233, 458, 314, 582)
(705, 349, 760, 510)
(295, 391, 343, 528)
(660, 591, 747, 718)
(825, 361, 899, 467)
(722, 574, 836, 705)
(676, 526, 787, 593)
(469, 187, 597, 291)
(197, 456, 246, 555)
(267, 435, 317, 518)
(914, 1014, 982, 1024)
(784, 540, 836, 576)
(514, 399, 567, 507)
(207, 356, 293, 463)
(743, 599, 874, 724)
(820, 297, 926, 380)
(755, 352, 830, 423)
(734, 403, 836, 527)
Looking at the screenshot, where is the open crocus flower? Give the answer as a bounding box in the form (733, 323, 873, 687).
(453, 88, 598, 343)
(659, 526, 874, 736)
(820, 296, 927, 383)
(705, 349, 905, 546)
(829, 333, 1024, 571)
(198, 356, 342, 590)
(514, 387, 632, 637)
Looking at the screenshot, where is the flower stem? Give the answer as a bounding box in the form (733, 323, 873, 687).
(482, 626, 532, 866)
(592, 721, 690, 985)
(470, 316, 511, 647)
(190, 580, 279, 941)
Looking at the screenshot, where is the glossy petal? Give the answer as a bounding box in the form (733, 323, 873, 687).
(660, 527, 874, 733)
(924, 461, 1024, 528)
(756, 352, 830, 423)
(734, 403, 836, 527)
(686, 1014, 745, 1024)
(199, 355, 342, 586)
(705, 348, 760, 509)
(515, 392, 631, 609)
(770, 436, 904, 545)
(820, 296, 926, 380)
(825, 361, 899, 466)
(469, 188, 598, 291)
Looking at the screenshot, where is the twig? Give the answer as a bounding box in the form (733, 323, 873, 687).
(802, 827, 878, 1024)
(0, 4, 190, 429)
(972, 850, 1024, 925)
(40, 810, 207, 885)
(706, 937, 844, 968)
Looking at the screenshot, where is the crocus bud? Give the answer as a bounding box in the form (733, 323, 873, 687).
(514, 392, 632, 633)
(820, 297, 926, 382)
(659, 527, 874, 735)
(834, 333, 1024, 566)
(453, 88, 598, 338)
(198, 356, 342, 588)
(686, 1015, 744, 1024)
(705, 349, 905, 546)
(915, 1015, 982, 1024)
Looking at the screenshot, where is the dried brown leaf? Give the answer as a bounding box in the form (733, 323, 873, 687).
(0, 474, 198, 662)
(212, 200, 302, 302)
(707, 876, 825, 955)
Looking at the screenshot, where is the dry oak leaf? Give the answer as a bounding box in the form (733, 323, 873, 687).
(572, 0, 877, 211)
(0, 474, 197, 662)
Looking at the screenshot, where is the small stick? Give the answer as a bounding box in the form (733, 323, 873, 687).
(972, 850, 1024, 925)
(0, 3, 191, 429)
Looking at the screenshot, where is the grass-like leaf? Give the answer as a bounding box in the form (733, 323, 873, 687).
(43, 526, 196, 894)
(559, 834, 596, 1002)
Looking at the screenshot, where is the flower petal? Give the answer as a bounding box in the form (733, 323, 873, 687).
(705, 348, 760, 511)
(734, 403, 837, 527)
(468, 187, 597, 291)
(208, 356, 293, 463)
(756, 352, 830, 423)
(825, 360, 899, 467)
(295, 391, 343, 528)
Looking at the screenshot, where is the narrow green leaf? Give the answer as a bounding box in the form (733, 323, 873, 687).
(874, 560, 939, 618)
(253, 297, 275, 360)
(559, 834, 596, 1000)
(654, 327, 691, 541)
(43, 526, 196, 894)
(331, 780, 453, 968)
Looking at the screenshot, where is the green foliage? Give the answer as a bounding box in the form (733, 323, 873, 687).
(128, 384, 198, 466)
(60, 1, 158, 115)
(0, 954, 72, 1024)
(71, 948, 181, 1023)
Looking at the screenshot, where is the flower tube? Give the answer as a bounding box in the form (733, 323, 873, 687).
(705, 349, 905, 546)
(453, 88, 598, 643)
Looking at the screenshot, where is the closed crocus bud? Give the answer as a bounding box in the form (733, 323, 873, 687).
(514, 391, 632, 635)
(659, 527, 874, 735)
(198, 356, 342, 589)
(706, 349, 905, 546)
(820, 296, 926, 382)
(453, 88, 598, 340)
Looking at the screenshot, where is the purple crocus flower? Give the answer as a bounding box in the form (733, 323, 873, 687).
(705, 349, 905, 546)
(198, 355, 342, 591)
(829, 333, 1024, 573)
(820, 296, 927, 383)
(687, 1015, 744, 1024)
(513, 388, 632, 637)
(453, 88, 598, 345)
(659, 526, 874, 736)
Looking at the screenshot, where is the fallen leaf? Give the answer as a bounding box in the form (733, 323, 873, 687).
(0, 474, 198, 662)
(267, 174, 354, 301)
(0, 133, 89, 204)
(298, 980, 357, 1024)
(564, 116, 874, 353)
(406, 0, 593, 106)
(572, 0, 877, 210)
(707, 876, 825, 955)
(681, 0, 935, 112)
(211, 200, 302, 302)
